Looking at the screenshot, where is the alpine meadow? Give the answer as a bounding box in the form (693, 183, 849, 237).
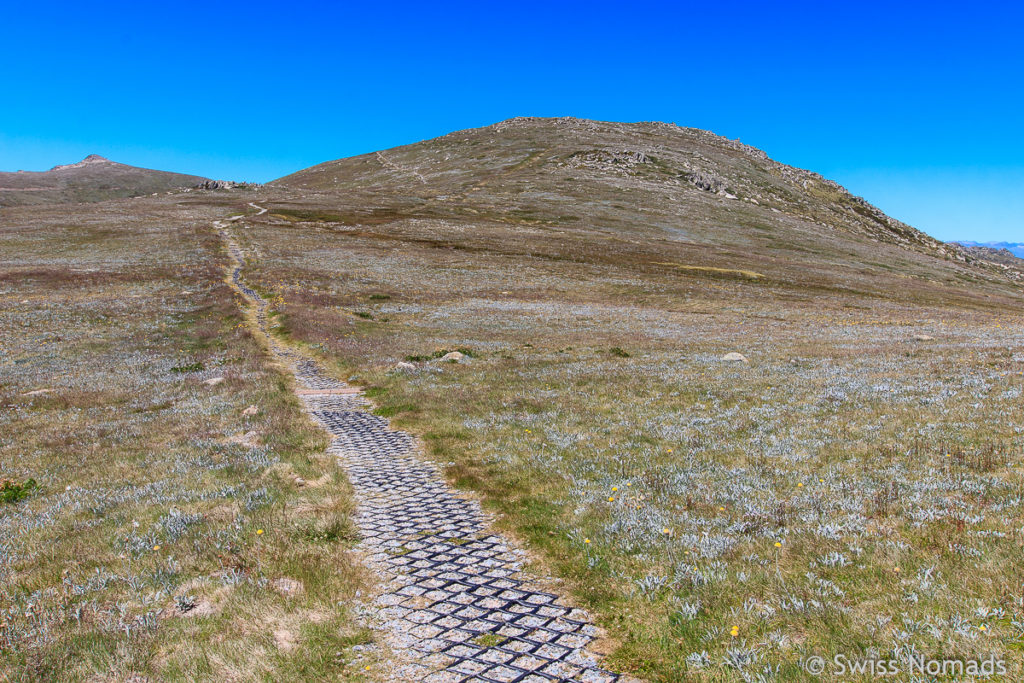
(3, 115, 1023, 682)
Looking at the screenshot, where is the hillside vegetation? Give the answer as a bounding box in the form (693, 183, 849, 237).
(0, 198, 379, 681)
(0, 156, 207, 207)
(256, 118, 1024, 680)
(3, 118, 1023, 681)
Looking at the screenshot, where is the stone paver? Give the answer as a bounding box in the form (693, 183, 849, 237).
(220, 219, 619, 682)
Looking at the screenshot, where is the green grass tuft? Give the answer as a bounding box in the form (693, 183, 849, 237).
(1, 478, 38, 504)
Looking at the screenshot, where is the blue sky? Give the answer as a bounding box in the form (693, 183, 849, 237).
(2, 1, 1021, 242)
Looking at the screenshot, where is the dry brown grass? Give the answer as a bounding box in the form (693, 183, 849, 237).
(0, 199, 380, 682)
(231, 183, 1024, 681)
(5, 117, 1024, 681)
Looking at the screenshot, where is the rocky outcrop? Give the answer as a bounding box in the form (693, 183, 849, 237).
(194, 179, 257, 190)
(686, 170, 728, 194)
(50, 155, 111, 172)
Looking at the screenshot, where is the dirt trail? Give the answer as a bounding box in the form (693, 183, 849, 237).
(218, 205, 622, 682)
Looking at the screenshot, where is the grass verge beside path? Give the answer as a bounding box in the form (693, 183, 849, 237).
(0, 201, 377, 682)
(239, 205, 1024, 681)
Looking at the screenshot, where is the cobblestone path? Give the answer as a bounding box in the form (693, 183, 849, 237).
(218, 212, 621, 683)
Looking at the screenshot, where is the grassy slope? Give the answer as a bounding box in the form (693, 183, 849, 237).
(242, 119, 1024, 680)
(3, 117, 1023, 681)
(0, 198, 379, 681)
(272, 117, 1020, 306)
(0, 160, 207, 207)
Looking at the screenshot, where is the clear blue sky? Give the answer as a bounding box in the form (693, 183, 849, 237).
(2, 1, 1021, 242)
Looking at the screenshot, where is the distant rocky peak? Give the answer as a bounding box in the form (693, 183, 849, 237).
(50, 154, 112, 172)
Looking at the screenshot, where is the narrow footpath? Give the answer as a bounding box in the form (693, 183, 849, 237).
(218, 207, 621, 683)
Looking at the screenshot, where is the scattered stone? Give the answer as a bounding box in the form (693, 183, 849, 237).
(913, 334, 935, 341)
(439, 351, 465, 362)
(179, 599, 219, 618)
(721, 352, 749, 363)
(271, 577, 305, 597)
(21, 388, 53, 396)
(394, 361, 416, 372)
(203, 376, 225, 386)
(566, 149, 651, 170)
(194, 179, 261, 191)
(242, 404, 258, 416)
(274, 628, 298, 651)
(227, 430, 260, 447)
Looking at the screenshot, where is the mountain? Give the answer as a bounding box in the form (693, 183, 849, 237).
(954, 241, 1024, 258)
(0, 154, 208, 207)
(268, 116, 1021, 303)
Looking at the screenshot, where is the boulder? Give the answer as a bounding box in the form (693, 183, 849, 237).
(439, 351, 465, 362)
(686, 171, 728, 193)
(393, 361, 416, 372)
(721, 352, 749, 363)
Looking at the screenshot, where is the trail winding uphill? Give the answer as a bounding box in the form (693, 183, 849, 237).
(217, 206, 622, 683)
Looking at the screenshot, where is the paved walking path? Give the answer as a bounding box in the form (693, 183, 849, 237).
(218, 209, 620, 683)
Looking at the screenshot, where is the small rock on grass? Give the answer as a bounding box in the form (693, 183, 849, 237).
(204, 376, 225, 386)
(242, 404, 258, 416)
(227, 430, 260, 447)
(913, 334, 935, 341)
(393, 361, 416, 372)
(274, 628, 297, 651)
(271, 577, 304, 597)
(439, 351, 464, 362)
(721, 352, 749, 363)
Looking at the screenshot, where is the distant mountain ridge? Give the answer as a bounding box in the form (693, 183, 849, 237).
(953, 241, 1024, 258)
(0, 155, 208, 207)
(48, 154, 112, 172)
